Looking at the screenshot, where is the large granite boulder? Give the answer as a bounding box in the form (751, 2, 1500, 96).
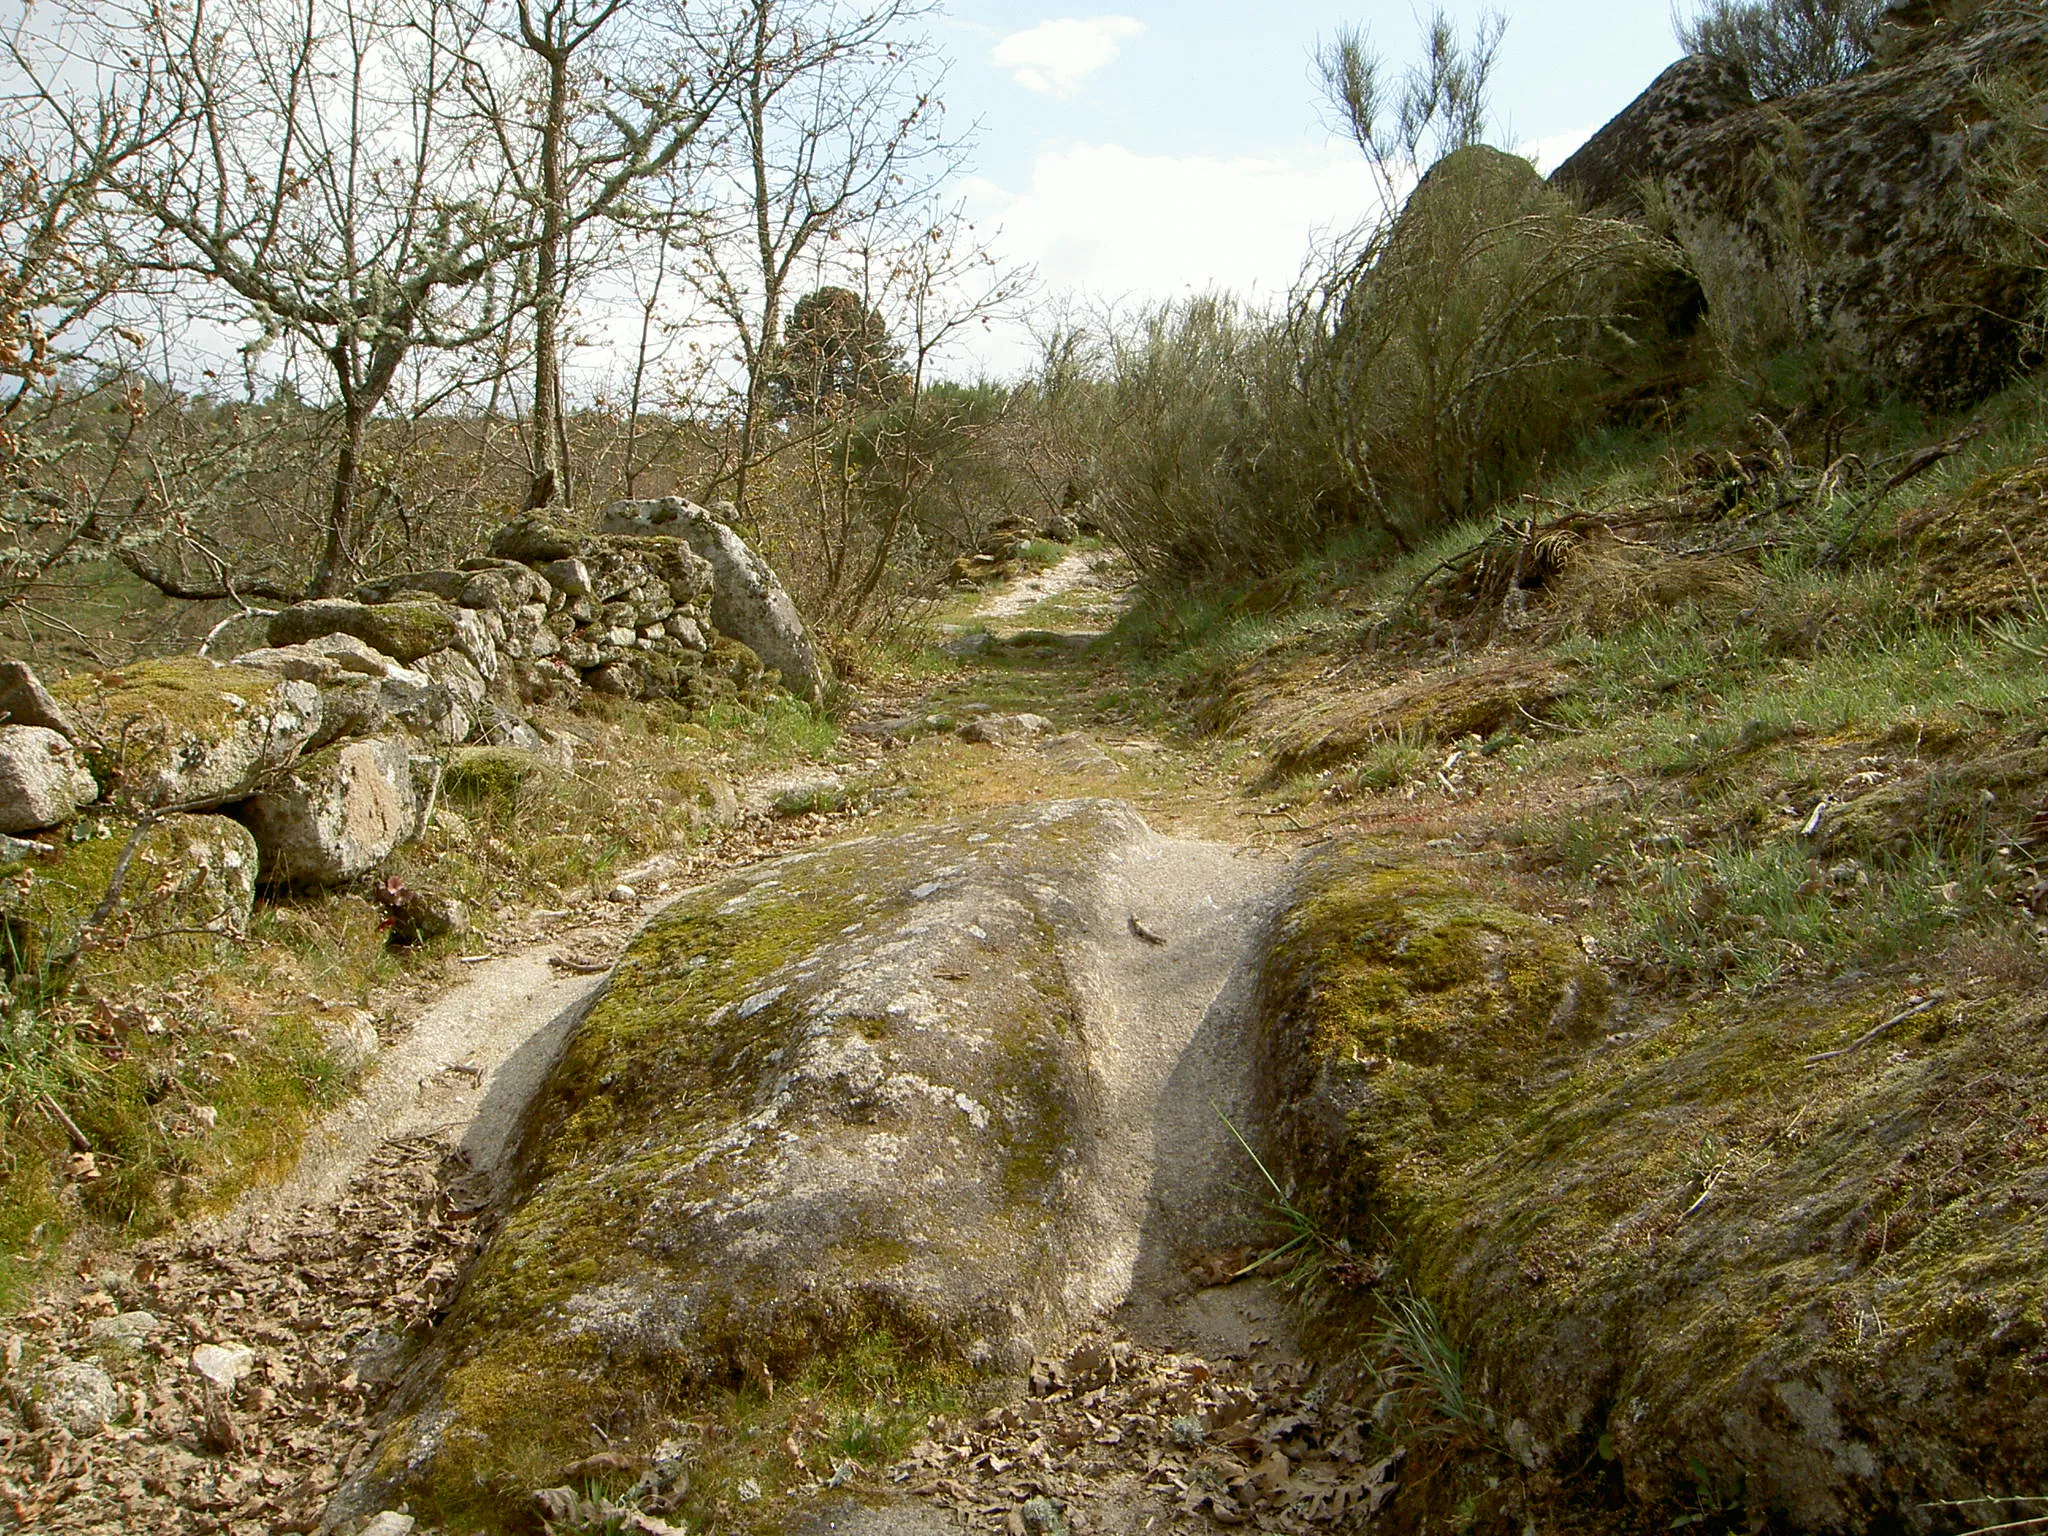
(50, 657, 322, 810)
(600, 497, 831, 703)
(1552, 8, 2048, 406)
(334, 800, 1263, 1530)
(0, 725, 97, 833)
(238, 735, 436, 888)
(1254, 845, 2048, 1531)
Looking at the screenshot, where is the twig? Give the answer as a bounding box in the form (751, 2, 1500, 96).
(1516, 700, 1584, 735)
(1804, 993, 1947, 1066)
(39, 1093, 91, 1153)
(196, 606, 279, 659)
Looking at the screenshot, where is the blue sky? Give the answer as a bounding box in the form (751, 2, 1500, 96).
(929, 3, 1686, 369)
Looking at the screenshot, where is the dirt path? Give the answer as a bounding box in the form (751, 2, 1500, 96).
(2, 551, 1337, 1536)
(973, 549, 1116, 625)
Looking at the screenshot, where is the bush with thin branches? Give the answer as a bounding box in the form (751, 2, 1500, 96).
(1674, 0, 1883, 100)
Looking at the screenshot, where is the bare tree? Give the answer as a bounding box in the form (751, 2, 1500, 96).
(43, 0, 533, 597)
(668, 0, 954, 521)
(463, 0, 739, 509)
(0, 19, 178, 616)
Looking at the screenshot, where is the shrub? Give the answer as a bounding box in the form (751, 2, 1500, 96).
(1082, 296, 1347, 578)
(1674, 0, 1883, 100)
(1301, 147, 1684, 552)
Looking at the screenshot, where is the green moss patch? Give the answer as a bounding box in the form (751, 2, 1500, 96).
(270, 598, 460, 664)
(440, 747, 551, 809)
(1258, 844, 2048, 1530)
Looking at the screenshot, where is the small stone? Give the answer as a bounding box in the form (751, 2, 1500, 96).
(607, 884, 638, 904)
(376, 885, 470, 947)
(191, 1342, 255, 1390)
(33, 1361, 120, 1435)
(86, 1311, 161, 1353)
(0, 725, 97, 834)
(318, 1009, 381, 1072)
(735, 1478, 763, 1503)
(344, 1329, 410, 1388)
(1019, 1497, 1069, 1536)
(358, 1515, 416, 1536)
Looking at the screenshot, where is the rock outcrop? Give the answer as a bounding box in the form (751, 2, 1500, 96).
(1253, 844, 2048, 1531)
(334, 800, 1261, 1530)
(1553, 7, 2048, 406)
(599, 496, 831, 703)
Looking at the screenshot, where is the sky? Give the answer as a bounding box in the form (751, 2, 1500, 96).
(929, 2, 1686, 373)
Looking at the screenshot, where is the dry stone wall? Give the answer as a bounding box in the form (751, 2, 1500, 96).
(1, 509, 824, 960)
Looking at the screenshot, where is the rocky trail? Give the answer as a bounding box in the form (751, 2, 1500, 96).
(1, 551, 1382, 1536)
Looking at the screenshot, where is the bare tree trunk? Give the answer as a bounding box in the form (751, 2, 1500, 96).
(528, 40, 571, 509)
(622, 239, 668, 498)
(313, 397, 370, 597)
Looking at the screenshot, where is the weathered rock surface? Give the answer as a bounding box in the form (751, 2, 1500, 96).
(0, 659, 76, 739)
(239, 736, 435, 888)
(1553, 9, 2048, 406)
(0, 813, 260, 963)
(0, 725, 97, 833)
(28, 1361, 120, 1437)
(233, 633, 460, 747)
(337, 800, 1281, 1530)
(270, 598, 467, 668)
(601, 497, 831, 702)
(1254, 845, 2048, 1531)
(50, 658, 322, 810)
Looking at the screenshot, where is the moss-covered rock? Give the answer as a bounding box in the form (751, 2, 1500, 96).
(1, 812, 259, 972)
(1261, 656, 1573, 779)
(440, 746, 548, 808)
(1903, 456, 2048, 620)
(1815, 743, 2048, 860)
(269, 598, 462, 666)
(51, 657, 322, 810)
(1256, 844, 2048, 1531)
(347, 802, 1161, 1531)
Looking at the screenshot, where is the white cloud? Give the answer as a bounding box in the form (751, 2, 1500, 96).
(955, 143, 1384, 375)
(1518, 125, 1597, 175)
(972, 142, 1380, 303)
(993, 16, 1145, 97)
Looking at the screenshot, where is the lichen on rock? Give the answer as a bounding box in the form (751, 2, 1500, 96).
(51, 656, 322, 810)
